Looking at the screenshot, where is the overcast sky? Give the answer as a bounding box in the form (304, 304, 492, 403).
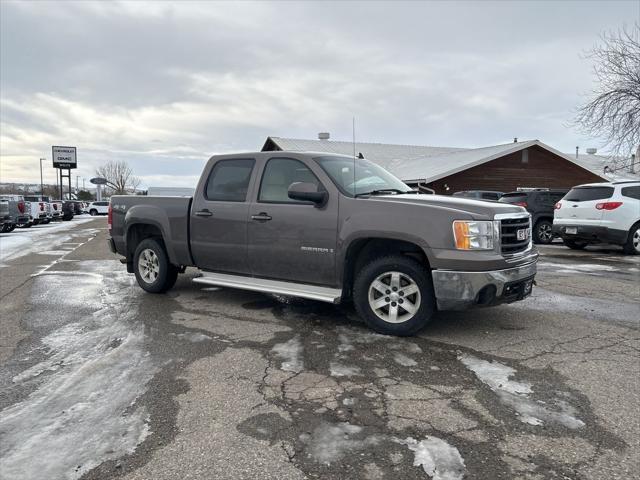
(1, 1, 638, 188)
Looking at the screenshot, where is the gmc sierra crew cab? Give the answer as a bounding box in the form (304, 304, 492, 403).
(108, 152, 537, 336)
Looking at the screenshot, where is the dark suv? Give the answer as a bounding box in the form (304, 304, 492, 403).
(499, 189, 568, 244)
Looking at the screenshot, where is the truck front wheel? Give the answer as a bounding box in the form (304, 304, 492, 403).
(133, 238, 178, 293)
(353, 255, 436, 336)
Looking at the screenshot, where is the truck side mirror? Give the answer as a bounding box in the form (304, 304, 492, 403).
(288, 182, 328, 207)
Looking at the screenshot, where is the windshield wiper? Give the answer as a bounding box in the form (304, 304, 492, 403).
(355, 189, 417, 197)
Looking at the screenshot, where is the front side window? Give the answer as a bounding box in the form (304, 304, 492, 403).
(314, 155, 410, 197)
(259, 158, 322, 203)
(205, 159, 255, 202)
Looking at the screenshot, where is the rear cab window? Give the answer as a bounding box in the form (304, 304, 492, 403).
(205, 159, 255, 202)
(564, 186, 614, 202)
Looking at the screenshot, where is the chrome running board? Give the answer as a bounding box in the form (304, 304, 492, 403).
(193, 271, 342, 304)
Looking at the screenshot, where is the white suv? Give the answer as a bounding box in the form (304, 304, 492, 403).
(553, 181, 640, 254)
(88, 201, 109, 215)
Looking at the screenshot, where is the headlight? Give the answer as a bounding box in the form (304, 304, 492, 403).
(453, 220, 499, 250)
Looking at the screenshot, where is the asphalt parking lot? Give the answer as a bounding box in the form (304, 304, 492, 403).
(0, 218, 638, 480)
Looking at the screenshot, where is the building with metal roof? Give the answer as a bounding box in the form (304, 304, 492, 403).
(262, 136, 612, 194)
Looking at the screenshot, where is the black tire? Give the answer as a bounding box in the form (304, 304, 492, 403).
(42, 218, 50, 224)
(622, 222, 640, 255)
(90, 209, 97, 216)
(133, 238, 179, 293)
(563, 239, 587, 250)
(533, 219, 553, 244)
(0, 224, 9, 233)
(353, 255, 436, 336)
(5, 224, 16, 232)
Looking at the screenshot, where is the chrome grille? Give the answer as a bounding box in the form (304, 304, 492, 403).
(500, 216, 531, 255)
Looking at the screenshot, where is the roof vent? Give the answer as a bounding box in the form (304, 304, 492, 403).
(513, 137, 518, 143)
(586, 148, 597, 155)
(318, 132, 330, 140)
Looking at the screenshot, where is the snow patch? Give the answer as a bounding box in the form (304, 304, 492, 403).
(538, 261, 617, 275)
(272, 335, 303, 372)
(0, 218, 96, 262)
(329, 362, 362, 377)
(172, 332, 212, 343)
(301, 422, 381, 464)
(396, 436, 465, 480)
(0, 261, 156, 480)
(459, 353, 584, 429)
(394, 353, 418, 367)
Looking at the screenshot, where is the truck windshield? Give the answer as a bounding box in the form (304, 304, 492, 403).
(314, 155, 411, 197)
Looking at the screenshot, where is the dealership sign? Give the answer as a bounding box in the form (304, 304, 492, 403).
(52, 146, 77, 169)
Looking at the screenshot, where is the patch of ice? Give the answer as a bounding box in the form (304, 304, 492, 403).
(459, 354, 531, 395)
(172, 332, 212, 343)
(0, 260, 156, 480)
(396, 436, 465, 480)
(538, 261, 617, 275)
(394, 353, 418, 367)
(329, 362, 361, 377)
(302, 422, 381, 464)
(0, 218, 96, 262)
(272, 335, 303, 372)
(459, 353, 584, 429)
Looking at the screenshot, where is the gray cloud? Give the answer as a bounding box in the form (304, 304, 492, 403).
(1, 1, 636, 187)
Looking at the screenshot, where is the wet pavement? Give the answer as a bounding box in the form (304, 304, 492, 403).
(0, 219, 638, 479)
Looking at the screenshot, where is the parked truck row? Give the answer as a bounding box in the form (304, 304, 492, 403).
(108, 151, 538, 336)
(0, 195, 106, 232)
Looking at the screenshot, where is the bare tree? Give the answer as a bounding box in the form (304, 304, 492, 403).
(95, 160, 141, 195)
(575, 25, 640, 170)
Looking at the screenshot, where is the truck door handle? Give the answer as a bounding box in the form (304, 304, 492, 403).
(251, 213, 272, 222)
(195, 209, 213, 217)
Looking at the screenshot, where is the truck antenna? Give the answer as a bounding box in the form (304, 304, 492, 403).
(352, 116, 356, 196)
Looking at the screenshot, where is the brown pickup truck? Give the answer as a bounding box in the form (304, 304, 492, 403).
(108, 151, 537, 336)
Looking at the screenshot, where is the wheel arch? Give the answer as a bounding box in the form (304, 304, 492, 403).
(125, 222, 168, 271)
(341, 236, 432, 300)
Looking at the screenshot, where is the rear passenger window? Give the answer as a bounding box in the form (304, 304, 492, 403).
(205, 159, 255, 202)
(259, 158, 322, 203)
(621, 186, 640, 200)
(564, 187, 614, 202)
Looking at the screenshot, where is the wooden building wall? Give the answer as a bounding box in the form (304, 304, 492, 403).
(423, 145, 606, 195)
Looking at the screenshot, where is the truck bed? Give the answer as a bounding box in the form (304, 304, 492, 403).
(110, 195, 194, 267)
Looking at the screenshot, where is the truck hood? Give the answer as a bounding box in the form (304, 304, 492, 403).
(369, 194, 527, 219)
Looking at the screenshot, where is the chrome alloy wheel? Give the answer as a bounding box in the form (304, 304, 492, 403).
(368, 271, 421, 324)
(138, 248, 160, 283)
(633, 227, 640, 253)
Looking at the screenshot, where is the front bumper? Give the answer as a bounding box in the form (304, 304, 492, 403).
(432, 261, 537, 310)
(552, 224, 627, 245)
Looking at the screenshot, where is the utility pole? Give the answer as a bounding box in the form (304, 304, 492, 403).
(39, 158, 45, 197)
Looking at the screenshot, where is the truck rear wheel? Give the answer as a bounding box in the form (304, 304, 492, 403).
(353, 255, 436, 336)
(133, 238, 178, 293)
(623, 222, 640, 255)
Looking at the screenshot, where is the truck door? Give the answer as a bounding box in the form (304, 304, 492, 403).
(247, 156, 338, 286)
(190, 158, 256, 274)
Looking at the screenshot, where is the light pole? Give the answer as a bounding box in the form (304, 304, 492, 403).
(39, 158, 46, 197)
